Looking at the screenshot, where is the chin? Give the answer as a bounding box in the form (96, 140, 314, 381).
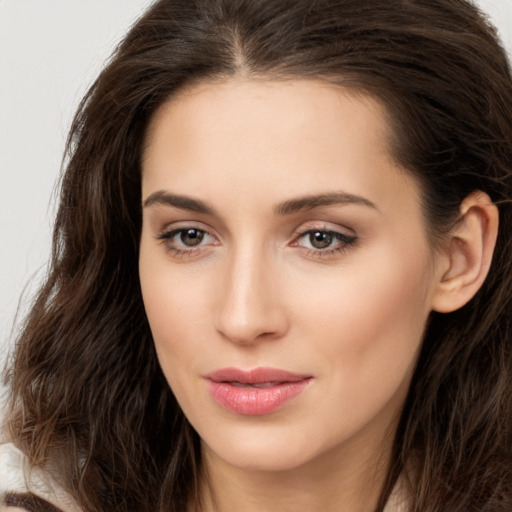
(210, 446, 315, 473)
(200, 424, 332, 474)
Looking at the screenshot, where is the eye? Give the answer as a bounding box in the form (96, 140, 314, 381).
(157, 226, 217, 255)
(294, 228, 358, 255)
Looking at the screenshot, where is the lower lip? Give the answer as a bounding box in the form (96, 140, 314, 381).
(207, 379, 311, 415)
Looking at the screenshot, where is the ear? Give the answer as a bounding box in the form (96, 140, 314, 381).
(431, 191, 499, 314)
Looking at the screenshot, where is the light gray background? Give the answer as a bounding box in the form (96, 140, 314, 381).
(1, 1, 511, 388)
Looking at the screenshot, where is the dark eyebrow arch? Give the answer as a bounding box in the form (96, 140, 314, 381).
(143, 191, 217, 215)
(274, 192, 377, 216)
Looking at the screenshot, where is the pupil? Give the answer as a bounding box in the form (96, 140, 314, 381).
(181, 229, 204, 246)
(310, 231, 332, 249)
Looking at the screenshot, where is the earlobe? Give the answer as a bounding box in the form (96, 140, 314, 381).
(431, 191, 499, 314)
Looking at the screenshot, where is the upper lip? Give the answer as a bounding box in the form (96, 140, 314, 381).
(206, 367, 312, 384)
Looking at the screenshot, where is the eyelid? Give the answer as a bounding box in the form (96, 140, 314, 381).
(291, 220, 356, 239)
(156, 220, 215, 239)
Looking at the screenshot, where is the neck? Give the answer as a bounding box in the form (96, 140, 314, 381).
(194, 430, 397, 512)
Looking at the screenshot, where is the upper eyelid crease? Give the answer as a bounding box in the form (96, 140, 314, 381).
(143, 190, 377, 216)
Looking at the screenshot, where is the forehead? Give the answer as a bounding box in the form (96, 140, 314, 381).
(141, 78, 421, 219)
(143, 78, 393, 167)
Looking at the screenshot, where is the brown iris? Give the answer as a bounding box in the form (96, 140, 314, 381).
(309, 231, 333, 249)
(180, 229, 204, 246)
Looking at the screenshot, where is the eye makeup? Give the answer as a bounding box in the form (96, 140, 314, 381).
(155, 221, 358, 262)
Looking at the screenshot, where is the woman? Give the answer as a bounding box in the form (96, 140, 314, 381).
(2, 0, 512, 511)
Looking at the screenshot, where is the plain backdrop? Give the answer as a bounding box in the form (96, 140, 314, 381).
(1, 0, 511, 392)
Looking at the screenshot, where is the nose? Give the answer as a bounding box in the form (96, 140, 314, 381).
(214, 248, 289, 345)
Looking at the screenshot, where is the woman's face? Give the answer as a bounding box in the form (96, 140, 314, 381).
(139, 79, 442, 473)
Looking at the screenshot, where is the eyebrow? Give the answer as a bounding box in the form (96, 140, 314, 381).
(142, 190, 377, 216)
(274, 192, 377, 215)
(143, 191, 217, 215)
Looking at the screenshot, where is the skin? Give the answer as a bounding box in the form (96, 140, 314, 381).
(138, 79, 496, 512)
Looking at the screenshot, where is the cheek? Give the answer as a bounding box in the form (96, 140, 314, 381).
(286, 242, 433, 406)
(141, 276, 205, 335)
(141, 285, 199, 412)
(139, 245, 218, 399)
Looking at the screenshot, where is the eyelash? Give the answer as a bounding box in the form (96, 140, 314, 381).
(293, 228, 358, 257)
(156, 225, 358, 259)
(156, 226, 216, 258)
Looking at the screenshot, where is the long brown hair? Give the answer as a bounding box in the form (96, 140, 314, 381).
(5, 1, 512, 511)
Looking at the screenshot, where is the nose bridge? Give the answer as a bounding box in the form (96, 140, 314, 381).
(215, 238, 286, 344)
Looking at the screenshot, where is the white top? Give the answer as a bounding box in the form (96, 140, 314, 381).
(0, 443, 80, 512)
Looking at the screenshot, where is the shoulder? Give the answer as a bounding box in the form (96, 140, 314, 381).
(0, 443, 82, 512)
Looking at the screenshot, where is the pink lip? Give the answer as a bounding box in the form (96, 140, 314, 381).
(206, 367, 312, 415)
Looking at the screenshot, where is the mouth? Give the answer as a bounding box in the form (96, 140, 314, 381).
(229, 381, 286, 388)
(205, 367, 312, 415)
